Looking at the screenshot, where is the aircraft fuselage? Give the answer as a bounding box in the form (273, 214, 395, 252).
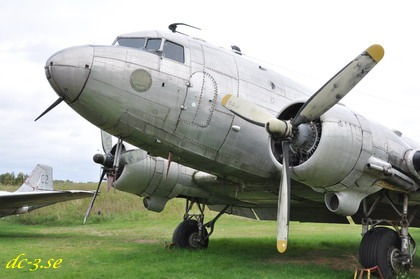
(43, 28, 420, 276)
(44, 29, 420, 209)
(46, 30, 311, 184)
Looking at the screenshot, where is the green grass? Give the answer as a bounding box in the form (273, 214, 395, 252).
(1, 182, 420, 278)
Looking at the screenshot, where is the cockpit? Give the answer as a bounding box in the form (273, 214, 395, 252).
(113, 37, 185, 63)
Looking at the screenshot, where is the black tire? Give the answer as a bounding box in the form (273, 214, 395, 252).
(360, 227, 387, 269)
(359, 227, 405, 279)
(172, 220, 209, 249)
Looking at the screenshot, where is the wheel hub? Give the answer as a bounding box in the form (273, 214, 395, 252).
(188, 232, 202, 248)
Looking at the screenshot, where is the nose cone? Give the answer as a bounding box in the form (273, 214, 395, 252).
(45, 45, 93, 102)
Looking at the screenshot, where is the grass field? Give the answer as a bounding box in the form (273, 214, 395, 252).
(1, 182, 420, 278)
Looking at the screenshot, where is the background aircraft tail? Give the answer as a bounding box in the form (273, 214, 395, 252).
(16, 164, 54, 192)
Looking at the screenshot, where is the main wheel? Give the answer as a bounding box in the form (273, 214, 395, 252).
(359, 227, 409, 279)
(172, 220, 209, 249)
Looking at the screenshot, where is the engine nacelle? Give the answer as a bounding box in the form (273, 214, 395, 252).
(413, 151, 420, 171)
(291, 105, 363, 189)
(269, 101, 419, 205)
(271, 103, 368, 191)
(405, 149, 420, 182)
(113, 154, 211, 212)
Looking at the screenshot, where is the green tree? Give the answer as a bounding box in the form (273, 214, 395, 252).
(0, 172, 29, 186)
(16, 172, 28, 185)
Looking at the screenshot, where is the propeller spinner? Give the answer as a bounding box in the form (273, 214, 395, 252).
(222, 44, 384, 253)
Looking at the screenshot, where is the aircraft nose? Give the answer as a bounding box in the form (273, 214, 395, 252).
(45, 45, 93, 102)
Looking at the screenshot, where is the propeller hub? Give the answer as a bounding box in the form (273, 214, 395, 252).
(93, 153, 114, 168)
(266, 119, 292, 138)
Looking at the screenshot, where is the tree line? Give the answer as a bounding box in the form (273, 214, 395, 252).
(0, 172, 77, 186)
(0, 172, 29, 186)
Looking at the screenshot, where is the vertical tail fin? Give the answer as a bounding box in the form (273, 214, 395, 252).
(16, 164, 54, 192)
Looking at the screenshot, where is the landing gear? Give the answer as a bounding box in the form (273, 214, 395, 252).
(172, 198, 228, 249)
(359, 192, 417, 278)
(173, 219, 209, 249)
(359, 227, 408, 278)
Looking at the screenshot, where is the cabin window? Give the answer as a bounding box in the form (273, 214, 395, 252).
(145, 38, 162, 50)
(163, 40, 184, 63)
(115, 38, 146, 48)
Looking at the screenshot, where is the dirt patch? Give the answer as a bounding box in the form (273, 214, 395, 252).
(269, 253, 420, 277)
(269, 253, 359, 271)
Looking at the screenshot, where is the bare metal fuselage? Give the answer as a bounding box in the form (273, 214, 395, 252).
(44, 30, 420, 219)
(42, 28, 420, 276)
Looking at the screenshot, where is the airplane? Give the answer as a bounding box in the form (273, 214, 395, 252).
(36, 22, 420, 277)
(0, 164, 94, 217)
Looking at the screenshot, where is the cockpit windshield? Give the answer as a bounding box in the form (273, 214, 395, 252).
(115, 38, 146, 49)
(114, 37, 184, 63)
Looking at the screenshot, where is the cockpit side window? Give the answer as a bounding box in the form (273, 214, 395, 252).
(145, 38, 162, 50)
(163, 40, 184, 63)
(115, 38, 146, 48)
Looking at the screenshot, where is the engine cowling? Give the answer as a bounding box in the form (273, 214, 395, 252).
(269, 102, 419, 215)
(405, 149, 420, 182)
(413, 151, 420, 171)
(112, 154, 211, 212)
(270, 102, 367, 190)
(93, 143, 214, 212)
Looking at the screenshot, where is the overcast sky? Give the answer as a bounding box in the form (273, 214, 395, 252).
(1, 0, 420, 182)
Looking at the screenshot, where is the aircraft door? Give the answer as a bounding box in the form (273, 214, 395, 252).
(179, 72, 215, 126)
(175, 72, 232, 151)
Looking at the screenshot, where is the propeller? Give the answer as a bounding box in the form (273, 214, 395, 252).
(222, 44, 384, 253)
(83, 169, 106, 224)
(277, 141, 291, 253)
(84, 130, 124, 224)
(101, 130, 113, 154)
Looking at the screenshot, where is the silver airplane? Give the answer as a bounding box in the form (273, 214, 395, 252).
(0, 164, 94, 217)
(37, 23, 420, 277)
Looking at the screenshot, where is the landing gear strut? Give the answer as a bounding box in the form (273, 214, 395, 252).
(172, 198, 228, 249)
(359, 192, 417, 278)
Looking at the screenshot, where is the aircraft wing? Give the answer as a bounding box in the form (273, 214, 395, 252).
(207, 181, 350, 224)
(210, 184, 420, 227)
(0, 190, 94, 209)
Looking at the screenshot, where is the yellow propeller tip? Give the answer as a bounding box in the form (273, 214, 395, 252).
(367, 44, 384, 63)
(221, 94, 232, 106)
(277, 240, 288, 253)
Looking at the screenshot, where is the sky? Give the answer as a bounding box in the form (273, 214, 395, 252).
(1, 0, 420, 182)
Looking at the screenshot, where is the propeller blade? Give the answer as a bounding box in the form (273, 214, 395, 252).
(34, 97, 64, 121)
(292, 44, 384, 127)
(277, 141, 291, 253)
(221, 94, 275, 127)
(113, 138, 124, 171)
(101, 130, 113, 154)
(83, 169, 106, 224)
